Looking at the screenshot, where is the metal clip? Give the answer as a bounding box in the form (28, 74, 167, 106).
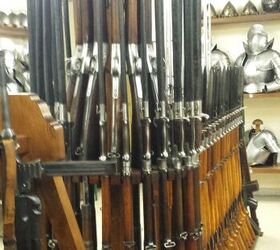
(123, 241, 135, 249)
(48, 239, 58, 249)
(163, 239, 176, 248)
(144, 242, 157, 250)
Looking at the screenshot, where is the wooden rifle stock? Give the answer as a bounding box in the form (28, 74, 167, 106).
(1, 139, 17, 250)
(101, 176, 111, 249)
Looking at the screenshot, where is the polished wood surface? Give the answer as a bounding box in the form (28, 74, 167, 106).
(0, 26, 27, 38)
(2, 139, 17, 250)
(212, 12, 280, 25)
(250, 166, 280, 174)
(0, 93, 65, 162)
(0, 94, 85, 249)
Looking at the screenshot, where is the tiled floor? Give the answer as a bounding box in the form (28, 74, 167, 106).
(254, 196, 280, 250)
(0, 196, 279, 249)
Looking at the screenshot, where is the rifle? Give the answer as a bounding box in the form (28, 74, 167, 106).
(92, 0, 112, 249)
(171, 0, 188, 248)
(184, 0, 204, 248)
(126, 0, 159, 248)
(126, 0, 146, 248)
(118, 0, 136, 248)
(72, 0, 98, 248)
(70, 0, 93, 160)
(154, 0, 176, 247)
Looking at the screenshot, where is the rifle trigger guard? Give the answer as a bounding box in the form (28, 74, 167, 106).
(189, 224, 204, 241)
(179, 231, 188, 240)
(144, 242, 157, 250)
(164, 239, 176, 248)
(123, 241, 135, 249)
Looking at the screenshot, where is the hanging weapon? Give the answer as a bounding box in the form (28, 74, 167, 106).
(184, 0, 205, 248)
(118, 0, 135, 248)
(126, 0, 145, 247)
(70, 0, 93, 159)
(171, 0, 188, 248)
(154, 0, 176, 247)
(137, 0, 157, 248)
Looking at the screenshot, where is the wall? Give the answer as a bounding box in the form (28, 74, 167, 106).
(209, 0, 280, 163)
(0, 0, 26, 13)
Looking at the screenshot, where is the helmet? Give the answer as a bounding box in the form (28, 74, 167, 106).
(0, 11, 9, 26)
(221, 1, 238, 17)
(246, 24, 269, 55)
(242, 1, 259, 16)
(262, 0, 280, 12)
(211, 4, 218, 18)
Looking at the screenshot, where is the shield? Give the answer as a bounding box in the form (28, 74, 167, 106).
(221, 1, 238, 17)
(242, 1, 259, 15)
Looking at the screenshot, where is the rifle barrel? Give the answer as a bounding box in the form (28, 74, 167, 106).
(27, 0, 37, 92)
(62, 0, 72, 58)
(53, 0, 67, 107)
(35, 0, 45, 100)
(42, 0, 54, 110)
(155, 0, 165, 103)
(172, 0, 183, 103)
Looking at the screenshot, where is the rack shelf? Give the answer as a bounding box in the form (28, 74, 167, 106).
(244, 92, 280, 99)
(212, 12, 280, 25)
(0, 26, 27, 39)
(250, 166, 280, 174)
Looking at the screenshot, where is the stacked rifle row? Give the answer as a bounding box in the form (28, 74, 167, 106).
(26, 0, 258, 249)
(199, 67, 257, 249)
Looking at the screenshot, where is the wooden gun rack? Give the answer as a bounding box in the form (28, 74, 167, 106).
(0, 94, 84, 250)
(0, 94, 258, 250)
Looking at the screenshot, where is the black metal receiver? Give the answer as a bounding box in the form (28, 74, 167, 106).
(171, 0, 188, 248)
(154, 0, 176, 248)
